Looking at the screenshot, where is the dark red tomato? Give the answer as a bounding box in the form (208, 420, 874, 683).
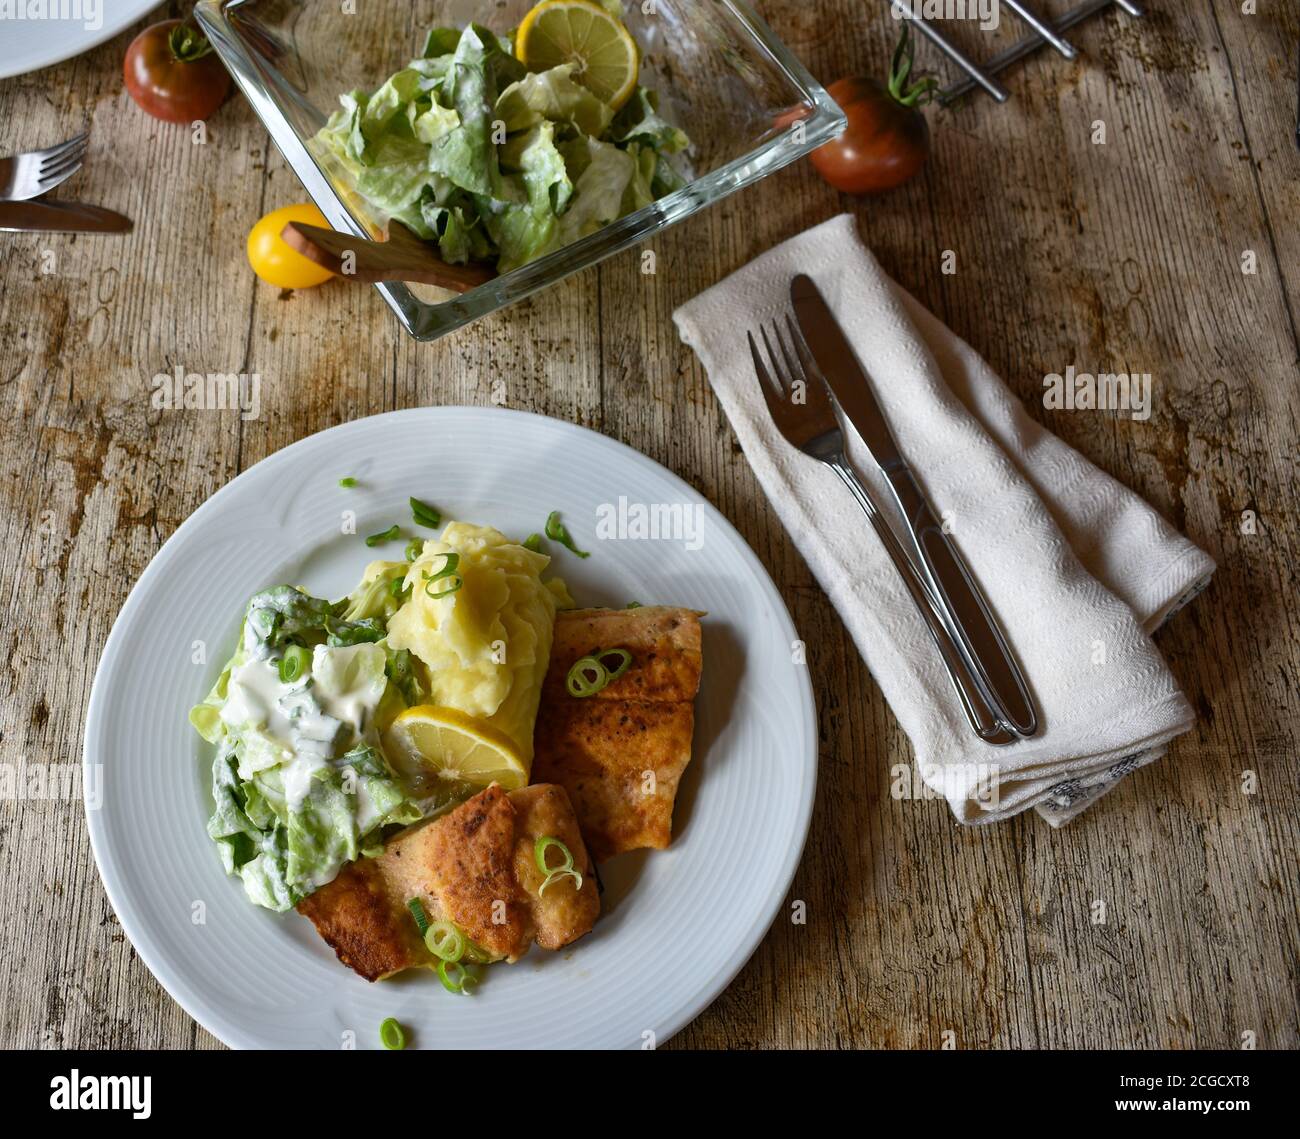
(811, 76, 929, 194)
(124, 20, 231, 124)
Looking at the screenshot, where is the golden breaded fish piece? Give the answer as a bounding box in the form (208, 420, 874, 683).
(291, 848, 428, 982)
(423, 784, 530, 960)
(297, 783, 599, 981)
(533, 606, 703, 861)
(510, 783, 600, 950)
(543, 606, 703, 704)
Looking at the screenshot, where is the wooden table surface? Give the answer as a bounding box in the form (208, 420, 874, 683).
(2, 1, 1297, 1050)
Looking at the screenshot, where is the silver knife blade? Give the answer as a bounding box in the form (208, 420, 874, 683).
(790, 272, 1038, 738)
(789, 275, 909, 468)
(0, 199, 132, 234)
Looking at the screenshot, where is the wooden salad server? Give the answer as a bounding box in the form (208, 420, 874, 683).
(281, 218, 496, 293)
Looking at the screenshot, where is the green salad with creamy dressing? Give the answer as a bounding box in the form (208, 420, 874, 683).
(311, 17, 688, 273)
(189, 585, 428, 911)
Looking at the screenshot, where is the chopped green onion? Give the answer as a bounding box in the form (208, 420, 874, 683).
(421, 551, 463, 598)
(407, 897, 430, 936)
(425, 552, 459, 578)
(422, 573, 463, 598)
(338, 477, 357, 488)
(410, 497, 441, 529)
(379, 1017, 406, 1050)
(522, 533, 544, 553)
(278, 644, 311, 684)
(597, 647, 632, 682)
(404, 538, 423, 562)
(424, 921, 466, 963)
(544, 511, 590, 558)
(365, 524, 400, 547)
(534, 835, 584, 895)
(437, 959, 477, 995)
(535, 835, 574, 875)
(565, 655, 608, 698)
(565, 648, 632, 697)
(388, 575, 406, 599)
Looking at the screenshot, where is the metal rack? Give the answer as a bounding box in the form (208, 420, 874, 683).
(887, 0, 1145, 104)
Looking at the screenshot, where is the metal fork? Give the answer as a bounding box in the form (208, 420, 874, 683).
(0, 132, 89, 202)
(748, 317, 1017, 745)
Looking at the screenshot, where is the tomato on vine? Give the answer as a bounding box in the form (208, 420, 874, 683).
(810, 25, 937, 195)
(124, 20, 231, 124)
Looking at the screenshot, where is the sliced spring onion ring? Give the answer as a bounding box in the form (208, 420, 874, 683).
(534, 835, 584, 895)
(379, 1017, 406, 1050)
(540, 867, 584, 895)
(424, 551, 460, 579)
(278, 644, 310, 684)
(421, 551, 463, 598)
(407, 897, 430, 936)
(365, 524, 400, 547)
(410, 497, 441, 529)
(424, 920, 466, 963)
(596, 647, 632, 681)
(535, 835, 572, 875)
(544, 510, 590, 558)
(404, 538, 423, 562)
(565, 655, 607, 698)
(437, 959, 478, 995)
(422, 574, 463, 598)
(388, 575, 406, 599)
(565, 648, 632, 697)
(338, 477, 357, 488)
(522, 533, 544, 553)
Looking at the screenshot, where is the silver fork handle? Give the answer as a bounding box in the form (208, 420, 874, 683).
(883, 464, 1037, 738)
(828, 456, 1016, 745)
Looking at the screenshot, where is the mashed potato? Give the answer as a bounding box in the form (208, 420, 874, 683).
(385, 521, 571, 765)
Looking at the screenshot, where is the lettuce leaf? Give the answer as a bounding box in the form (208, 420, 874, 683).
(611, 87, 688, 155)
(557, 137, 640, 244)
(484, 121, 577, 271)
(194, 610, 425, 911)
(426, 23, 519, 197)
(496, 63, 613, 137)
(339, 560, 408, 622)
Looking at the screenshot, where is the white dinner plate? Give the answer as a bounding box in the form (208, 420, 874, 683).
(0, 2, 157, 80)
(84, 407, 817, 1049)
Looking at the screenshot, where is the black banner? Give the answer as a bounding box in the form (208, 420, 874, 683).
(9, 1048, 1292, 1121)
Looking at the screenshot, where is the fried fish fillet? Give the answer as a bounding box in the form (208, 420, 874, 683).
(532, 606, 703, 861)
(297, 783, 599, 981)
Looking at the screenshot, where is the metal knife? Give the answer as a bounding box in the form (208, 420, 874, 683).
(0, 199, 132, 234)
(790, 273, 1038, 739)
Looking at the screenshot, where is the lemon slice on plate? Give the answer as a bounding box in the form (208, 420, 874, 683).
(384, 705, 528, 792)
(515, 0, 640, 111)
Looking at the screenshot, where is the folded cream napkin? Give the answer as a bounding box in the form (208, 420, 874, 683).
(673, 214, 1215, 826)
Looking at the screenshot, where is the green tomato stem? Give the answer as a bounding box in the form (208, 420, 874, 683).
(887, 24, 938, 108)
(169, 21, 216, 64)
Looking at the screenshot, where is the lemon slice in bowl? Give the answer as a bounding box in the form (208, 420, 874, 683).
(384, 706, 528, 793)
(515, 0, 640, 111)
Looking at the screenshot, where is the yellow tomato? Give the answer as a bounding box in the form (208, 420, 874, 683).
(246, 203, 335, 289)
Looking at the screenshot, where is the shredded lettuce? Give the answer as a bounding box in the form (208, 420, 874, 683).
(311, 20, 689, 274)
(192, 593, 423, 912)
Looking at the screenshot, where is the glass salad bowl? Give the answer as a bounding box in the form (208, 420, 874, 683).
(196, 0, 844, 341)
